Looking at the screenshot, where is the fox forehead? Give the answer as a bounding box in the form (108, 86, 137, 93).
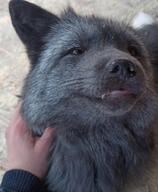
(46, 14, 137, 48)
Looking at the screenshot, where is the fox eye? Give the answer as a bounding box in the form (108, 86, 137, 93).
(69, 47, 85, 56)
(128, 45, 139, 57)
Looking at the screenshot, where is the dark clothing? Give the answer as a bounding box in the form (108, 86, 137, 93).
(0, 170, 46, 192)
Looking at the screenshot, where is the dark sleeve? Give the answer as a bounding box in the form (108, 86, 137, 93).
(0, 169, 47, 192)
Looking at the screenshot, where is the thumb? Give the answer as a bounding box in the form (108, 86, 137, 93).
(35, 128, 55, 152)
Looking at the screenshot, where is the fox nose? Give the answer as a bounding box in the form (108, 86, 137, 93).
(109, 59, 137, 78)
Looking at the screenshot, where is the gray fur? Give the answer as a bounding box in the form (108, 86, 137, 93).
(9, 1, 158, 192)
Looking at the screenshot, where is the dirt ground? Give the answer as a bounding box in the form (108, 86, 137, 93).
(1, 0, 158, 180)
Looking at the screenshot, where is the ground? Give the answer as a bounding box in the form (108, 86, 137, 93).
(1, 0, 158, 180)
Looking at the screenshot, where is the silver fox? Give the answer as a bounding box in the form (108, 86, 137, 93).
(9, 1, 158, 191)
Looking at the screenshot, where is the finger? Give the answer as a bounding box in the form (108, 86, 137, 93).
(35, 128, 55, 152)
(9, 102, 22, 125)
(6, 103, 29, 140)
(10, 113, 28, 137)
(6, 103, 22, 139)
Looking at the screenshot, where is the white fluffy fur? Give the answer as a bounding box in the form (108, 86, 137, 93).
(132, 12, 155, 29)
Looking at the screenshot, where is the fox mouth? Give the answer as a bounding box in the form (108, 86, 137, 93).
(76, 88, 139, 103)
(76, 86, 146, 116)
(101, 88, 137, 100)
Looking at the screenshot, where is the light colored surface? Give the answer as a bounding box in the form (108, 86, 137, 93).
(1, 0, 158, 180)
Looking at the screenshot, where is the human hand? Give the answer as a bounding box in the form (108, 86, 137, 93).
(6, 104, 55, 179)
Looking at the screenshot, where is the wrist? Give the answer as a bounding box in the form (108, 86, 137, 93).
(7, 162, 47, 179)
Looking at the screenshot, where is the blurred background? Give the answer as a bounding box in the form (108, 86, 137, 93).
(1, 0, 158, 179)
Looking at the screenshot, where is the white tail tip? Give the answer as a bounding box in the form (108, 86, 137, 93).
(132, 12, 155, 29)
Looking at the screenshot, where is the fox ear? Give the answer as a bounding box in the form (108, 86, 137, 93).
(9, 0, 60, 65)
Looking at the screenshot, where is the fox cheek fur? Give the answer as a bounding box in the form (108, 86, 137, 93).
(9, 1, 158, 192)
